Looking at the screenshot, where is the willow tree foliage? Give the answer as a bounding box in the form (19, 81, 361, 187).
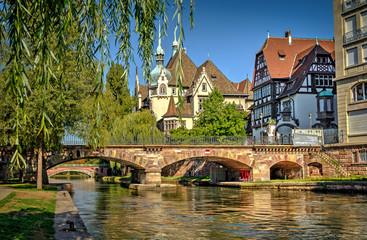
(109, 110, 164, 144)
(0, 0, 194, 187)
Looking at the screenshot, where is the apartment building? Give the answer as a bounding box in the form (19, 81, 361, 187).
(333, 0, 367, 144)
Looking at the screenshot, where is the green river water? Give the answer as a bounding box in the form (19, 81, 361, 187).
(51, 177, 367, 239)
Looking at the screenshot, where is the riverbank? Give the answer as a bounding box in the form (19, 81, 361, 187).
(54, 184, 93, 240)
(213, 180, 367, 193)
(0, 184, 57, 239)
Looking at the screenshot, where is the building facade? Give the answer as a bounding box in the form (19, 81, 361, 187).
(251, 31, 336, 137)
(333, 0, 367, 144)
(135, 33, 250, 133)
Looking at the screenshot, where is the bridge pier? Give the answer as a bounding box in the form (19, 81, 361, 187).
(131, 169, 161, 184)
(143, 169, 162, 184)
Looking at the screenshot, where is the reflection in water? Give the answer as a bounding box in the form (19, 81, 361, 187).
(50, 177, 367, 239)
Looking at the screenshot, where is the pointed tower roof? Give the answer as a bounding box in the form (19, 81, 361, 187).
(156, 21, 165, 56)
(163, 95, 178, 117)
(150, 21, 171, 86)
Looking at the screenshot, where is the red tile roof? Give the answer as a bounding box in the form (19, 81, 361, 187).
(163, 95, 178, 117)
(278, 44, 335, 98)
(259, 37, 335, 79)
(233, 78, 253, 99)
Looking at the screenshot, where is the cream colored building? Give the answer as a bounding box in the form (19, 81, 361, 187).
(135, 34, 250, 133)
(333, 0, 367, 144)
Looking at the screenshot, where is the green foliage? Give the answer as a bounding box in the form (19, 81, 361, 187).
(109, 110, 164, 144)
(0, 33, 95, 170)
(171, 87, 248, 137)
(106, 61, 132, 116)
(0, 0, 195, 158)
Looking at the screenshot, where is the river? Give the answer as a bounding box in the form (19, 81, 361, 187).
(51, 177, 367, 239)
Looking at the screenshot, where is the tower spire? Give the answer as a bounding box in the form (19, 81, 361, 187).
(156, 20, 165, 65)
(172, 27, 178, 57)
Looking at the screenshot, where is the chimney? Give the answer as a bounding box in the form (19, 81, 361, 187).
(285, 30, 292, 45)
(183, 48, 187, 54)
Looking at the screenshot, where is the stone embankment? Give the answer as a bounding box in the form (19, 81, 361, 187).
(54, 184, 93, 240)
(214, 181, 367, 193)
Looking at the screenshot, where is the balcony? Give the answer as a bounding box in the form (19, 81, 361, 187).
(343, 0, 367, 12)
(344, 26, 367, 43)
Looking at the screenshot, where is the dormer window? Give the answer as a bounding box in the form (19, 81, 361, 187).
(211, 75, 217, 81)
(278, 50, 286, 60)
(202, 83, 207, 92)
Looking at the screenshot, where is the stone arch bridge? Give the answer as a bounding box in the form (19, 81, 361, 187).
(44, 144, 343, 184)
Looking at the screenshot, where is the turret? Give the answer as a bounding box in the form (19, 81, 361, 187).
(150, 21, 172, 87)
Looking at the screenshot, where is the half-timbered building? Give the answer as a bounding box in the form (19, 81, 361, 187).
(251, 31, 336, 137)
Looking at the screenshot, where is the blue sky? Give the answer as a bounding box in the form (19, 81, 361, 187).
(109, 0, 334, 94)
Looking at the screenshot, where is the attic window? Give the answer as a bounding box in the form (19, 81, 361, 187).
(211, 75, 217, 80)
(278, 50, 286, 60)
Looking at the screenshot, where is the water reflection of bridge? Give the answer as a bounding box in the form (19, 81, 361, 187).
(47, 164, 110, 177)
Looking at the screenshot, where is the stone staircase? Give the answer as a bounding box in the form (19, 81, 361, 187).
(315, 151, 348, 177)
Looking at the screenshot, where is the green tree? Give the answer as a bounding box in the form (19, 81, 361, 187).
(171, 88, 247, 136)
(106, 61, 133, 116)
(109, 110, 164, 144)
(1, 1, 194, 189)
(0, 31, 96, 184)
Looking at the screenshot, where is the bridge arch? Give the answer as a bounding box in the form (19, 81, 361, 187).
(47, 155, 146, 171)
(48, 169, 94, 177)
(270, 161, 303, 180)
(161, 156, 253, 171)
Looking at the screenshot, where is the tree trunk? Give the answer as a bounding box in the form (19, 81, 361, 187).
(37, 132, 44, 190)
(42, 156, 49, 185)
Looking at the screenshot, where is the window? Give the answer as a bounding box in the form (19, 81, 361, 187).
(327, 99, 332, 111)
(363, 45, 367, 62)
(199, 98, 203, 111)
(172, 88, 176, 95)
(164, 120, 177, 132)
(160, 85, 166, 95)
(202, 83, 207, 92)
(360, 151, 367, 163)
(319, 99, 325, 112)
(347, 48, 358, 66)
(315, 74, 334, 87)
(345, 16, 356, 34)
(362, 12, 367, 27)
(352, 82, 367, 102)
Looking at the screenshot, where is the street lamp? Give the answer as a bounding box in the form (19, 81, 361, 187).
(151, 110, 154, 144)
(309, 113, 312, 129)
(260, 112, 263, 143)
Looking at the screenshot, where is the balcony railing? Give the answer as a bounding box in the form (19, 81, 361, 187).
(343, 0, 367, 12)
(344, 26, 367, 43)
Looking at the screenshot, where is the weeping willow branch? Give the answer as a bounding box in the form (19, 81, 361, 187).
(0, 0, 195, 166)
